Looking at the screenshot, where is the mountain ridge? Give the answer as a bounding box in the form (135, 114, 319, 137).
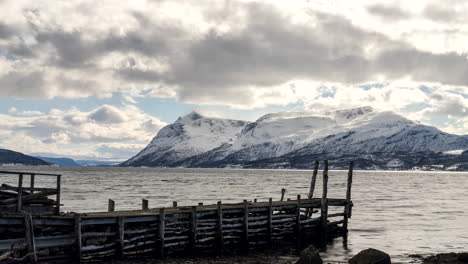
(121, 107, 468, 170)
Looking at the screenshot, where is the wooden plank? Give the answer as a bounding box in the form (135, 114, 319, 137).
(1, 191, 56, 205)
(30, 174, 35, 194)
(242, 200, 249, 253)
(343, 161, 354, 231)
(307, 160, 319, 217)
(267, 198, 273, 247)
(142, 199, 149, 210)
(17, 174, 23, 212)
(0, 170, 61, 176)
(189, 206, 197, 253)
(24, 213, 38, 264)
(321, 160, 329, 227)
(117, 216, 125, 258)
(295, 195, 301, 249)
(74, 214, 82, 263)
(55, 175, 61, 215)
(158, 208, 165, 258)
(108, 199, 115, 212)
(216, 201, 223, 254)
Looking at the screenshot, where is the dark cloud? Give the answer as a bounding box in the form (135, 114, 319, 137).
(0, 71, 47, 98)
(0, 22, 14, 39)
(366, 4, 411, 20)
(423, 4, 463, 23)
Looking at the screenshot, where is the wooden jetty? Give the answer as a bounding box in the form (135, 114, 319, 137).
(0, 161, 354, 263)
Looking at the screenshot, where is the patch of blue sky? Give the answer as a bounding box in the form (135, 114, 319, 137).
(358, 83, 386, 90)
(401, 103, 432, 113)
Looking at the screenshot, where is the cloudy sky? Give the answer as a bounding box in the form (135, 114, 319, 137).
(0, 0, 467, 160)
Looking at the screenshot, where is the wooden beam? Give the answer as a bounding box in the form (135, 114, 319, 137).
(30, 174, 35, 194)
(267, 198, 273, 248)
(343, 161, 354, 231)
(23, 213, 37, 264)
(216, 201, 224, 254)
(142, 199, 149, 210)
(74, 214, 82, 263)
(190, 206, 197, 253)
(17, 174, 23, 212)
(108, 199, 115, 212)
(158, 208, 165, 258)
(280, 188, 286, 201)
(117, 216, 125, 258)
(321, 160, 329, 227)
(55, 175, 61, 215)
(243, 200, 249, 253)
(172, 201, 178, 208)
(296, 195, 301, 249)
(306, 161, 319, 217)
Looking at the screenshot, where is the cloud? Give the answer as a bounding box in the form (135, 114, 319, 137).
(366, 4, 411, 20)
(0, 104, 166, 159)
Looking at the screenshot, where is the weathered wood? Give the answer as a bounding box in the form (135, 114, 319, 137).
(172, 201, 178, 207)
(267, 198, 273, 247)
(189, 206, 197, 253)
(17, 174, 23, 212)
(74, 214, 82, 263)
(242, 200, 249, 253)
(55, 175, 61, 215)
(198, 202, 203, 206)
(343, 161, 354, 231)
(24, 213, 38, 264)
(108, 199, 115, 212)
(30, 174, 35, 194)
(254, 199, 257, 203)
(295, 195, 301, 249)
(142, 199, 149, 210)
(117, 216, 125, 258)
(280, 188, 286, 201)
(158, 208, 165, 258)
(216, 201, 223, 254)
(321, 160, 329, 227)
(307, 160, 319, 217)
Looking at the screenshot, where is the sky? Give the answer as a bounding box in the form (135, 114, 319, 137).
(0, 0, 467, 161)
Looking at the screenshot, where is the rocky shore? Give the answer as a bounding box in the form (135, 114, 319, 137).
(107, 248, 468, 264)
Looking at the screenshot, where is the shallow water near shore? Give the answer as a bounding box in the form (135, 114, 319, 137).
(1, 167, 467, 263)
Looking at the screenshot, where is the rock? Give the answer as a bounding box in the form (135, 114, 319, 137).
(296, 245, 323, 264)
(423, 253, 468, 264)
(349, 248, 391, 264)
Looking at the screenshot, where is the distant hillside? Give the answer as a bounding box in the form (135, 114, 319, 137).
(35, 156, 82, 167)
(0, 149, 51, 166)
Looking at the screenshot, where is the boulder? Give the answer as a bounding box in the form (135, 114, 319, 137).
(349, 248, 391, 264)
(423, 253, 468, 264)
(296, 245, 323, 264)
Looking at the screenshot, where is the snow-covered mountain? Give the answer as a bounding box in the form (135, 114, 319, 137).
(121, 112, 248, 167)
(122, 107, 468, 170)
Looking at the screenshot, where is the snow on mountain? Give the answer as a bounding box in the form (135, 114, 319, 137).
(122, 107, 468, 170)
(121, 111, 248, 167)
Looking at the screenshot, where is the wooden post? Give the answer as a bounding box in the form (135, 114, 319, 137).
(198, 202, 203, 206)
(216, 201, 224, 254)
(321, 160, 329, 227)
(307, 161, 319, 217)
(158, 208, 165, 258)
(190, 206, 197, 253)
(267, 198, 273, 247)
(172, 201, 178, 207)
(17, 173, 23, 212)
(30, 174, 35, 194)
(242, 200, 249, 253)
(117, 217, 125, 258)
(343, 161, 354, 231)
(55, 175, 61, 215)
(280, 188, 286, 201)
(142, 199, 149, 210)
(24, 213, 37, 264)
(74, 214, 82, 263)
(254, 199, 257, 203)
(108, 199, 115, 212)
(296, 195, 301, 249)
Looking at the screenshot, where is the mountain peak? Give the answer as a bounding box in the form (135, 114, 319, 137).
(176, 111, 204, 123)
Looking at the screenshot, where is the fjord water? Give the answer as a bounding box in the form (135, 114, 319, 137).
(1, 167, 467, 263)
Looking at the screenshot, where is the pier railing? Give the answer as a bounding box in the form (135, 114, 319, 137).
(0, 171, 62, 215)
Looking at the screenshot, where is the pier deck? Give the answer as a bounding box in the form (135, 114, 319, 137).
(0, 160, 354, 263)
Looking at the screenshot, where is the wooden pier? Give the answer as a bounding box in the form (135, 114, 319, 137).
(0, 161, 354, 263)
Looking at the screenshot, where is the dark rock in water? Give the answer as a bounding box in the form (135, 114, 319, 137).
(423, 253, 468, 264)
(296, 245, 323, 264)
(349, 248, 391, 264)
